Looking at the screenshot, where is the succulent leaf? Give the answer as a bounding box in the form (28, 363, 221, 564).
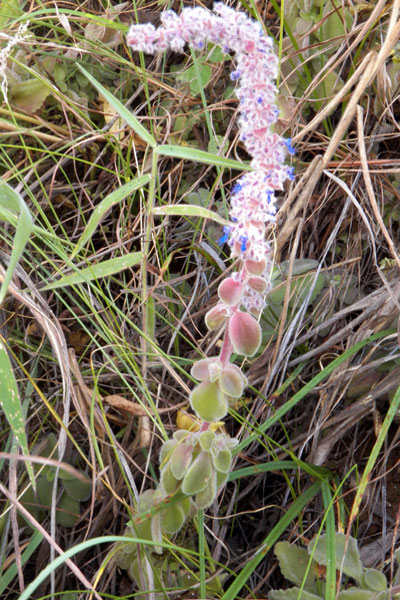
(205, 304, 228, 330)
(191, 357, 221, 381)
(199, 430, 216, 451)
(219, 365, 245, 398)
(182, 451, 213, 496)
(308, 533, 363, 583)
(274, 541, 316, 588)
(218, 277, 243, 306)
(170, 442, 194, 480)
(160, 463, 181, 495)
(212, 448, 232, 473)
(193, 471, 217, 509)
(190, 380, 228, 422)
(161, 502, 186, 534)
(228, 311, 261, 356)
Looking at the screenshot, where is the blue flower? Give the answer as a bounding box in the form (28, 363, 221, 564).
(287, 166, 295, 181)
(240, 235, 248, 252)
(284, 138, 296, 155)
(230, 70, 241, 81)
(218, 226, 231, 246)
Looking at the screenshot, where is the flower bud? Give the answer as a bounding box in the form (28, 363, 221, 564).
(218, 277, 243, 306)
(205, 304, 228, 331)
(228, 311, 261, 357)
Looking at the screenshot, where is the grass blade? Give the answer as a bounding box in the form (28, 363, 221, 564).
(0, 339, 35, 488)
(156, 144, 252, 171)
(71, 174, 151, 258)
(154, 204, 229, 226)
(76, 64, 156, 149)
(236, 330, 392, 453)
(41, 252, 142, 290)
(0, 530, 43, 594)
(221, 481, 321, 599)
(0, 180, 34, 304)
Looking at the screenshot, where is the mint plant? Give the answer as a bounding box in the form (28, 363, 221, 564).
(115, 1, 294, 585)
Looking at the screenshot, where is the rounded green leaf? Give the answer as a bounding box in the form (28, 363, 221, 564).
(361, 569, 387, 592)
(274, 541, 315, 588)
(212, 448, 232, 474)
(62, 471, 92, 502)
(160, 462, 181, 495)
(170, 443, 194, 480)
(56, 494, 81, 527)
(193, 471, 217, 509)
(161, 503, 186, 534)
(199, 430, 216, 451)
(190, 381, 228, 422)
(182, 452, 213, 496)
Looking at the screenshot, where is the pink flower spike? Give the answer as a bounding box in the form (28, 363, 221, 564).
(218, 277, 243, 306)
(228, 311, 261, 357)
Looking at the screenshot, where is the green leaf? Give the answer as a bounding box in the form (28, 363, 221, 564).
(10, 78, 51, 113)
(0, 180, 34, 304)
(0, 0, 22, 28)
(0, 341, 35, 488)
(269, 589, 323, 600)
(56, 494, 81, 527)
(61, 470, 92, 502)
(360, 569, 387, 592)
(308, 533, 363, 583)
(156, 144, 252, 171)
(194, 471, 217, 509)
(275, 541, 316, 588)
(182, 451, 213, 496)
(153, 204, 229, 226)
(337, 590, 378, 600)
(41, 252, 142, 290)
(71, 175, 151, 257)
(160, 502, 186, 534)
(76, 64, 156, 148)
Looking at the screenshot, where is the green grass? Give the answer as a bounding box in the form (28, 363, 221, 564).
(1, 0, 400, 598)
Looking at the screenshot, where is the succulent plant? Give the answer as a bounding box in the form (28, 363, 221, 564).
(270, 533, 400, 600)
(19, 434, 91, 528)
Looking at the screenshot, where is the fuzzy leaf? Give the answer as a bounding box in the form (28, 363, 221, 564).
(219, 365, 245, 398)
(308, 533, 363, 583)
(228, 311, 261, 357)
(151, 512, 163, 554)
(205, 304, 228, 331)
(218, 277, 243, 306)
(161, 502, 186, 534)
(56, 494, 80, 527)
(182, 451, 213, 496)
(269, 588, 322, 600)
(360, 569, 387, 592)
(191, 357, 221, 382)
(212, 448, 232, 474)
(190, 380, 228, 422)
(274, 541, 316, 588)
(10, 78, 51, 113)
(337, 590, 378, 600)
(62, 470, 92, 501)
(199, 430, 215, 451)
(159, 438, 177, 467)
(170, 443, 194, 480)
(160, 462, 181, 495)
(193, 471, 217, 509)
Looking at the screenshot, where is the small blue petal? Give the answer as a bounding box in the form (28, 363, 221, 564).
(257, 96, 263, 104)
(232, 183, 243, 194)
(284, 138, 296, 155)
(288, 167, 295, 181)
(218, 226, 231, 246)
(230, 70, 241, 81)
(240, 235, 248, 252)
